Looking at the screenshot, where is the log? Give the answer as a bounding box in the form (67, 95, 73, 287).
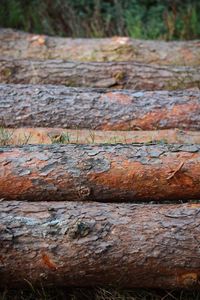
(1, 28, 200, 66)
(1, 201, 200, 289)
(0, 144, 200, 202)
(0, 85, 200, 130)
(0, 58, 200, 90)
(1, 128, 200, 146)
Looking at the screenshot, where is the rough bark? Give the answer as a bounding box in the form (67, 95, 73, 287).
(1, 201, 200, 289)
(1, 28, 200, 66)
(0, 85, 200, 130)
(0, 144, 200, 202)
(1, 128, 200, 146)
(0, 58, 200, 90)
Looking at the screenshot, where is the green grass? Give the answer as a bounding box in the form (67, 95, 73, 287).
(0, 0, 200, 40)
(0, 128, 32, 146)
(0, 127, 13, 146)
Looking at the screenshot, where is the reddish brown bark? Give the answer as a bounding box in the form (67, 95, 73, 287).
(0, 144, 200, 202)
(1, 28, 200, 66)
(1, 201, 200, 289)
(0, 85, 199, 130)
(1, 128, 200, 146)
(0, 58, 200, 89)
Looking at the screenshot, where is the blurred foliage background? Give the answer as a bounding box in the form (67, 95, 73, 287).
(0, 0, 200, 39)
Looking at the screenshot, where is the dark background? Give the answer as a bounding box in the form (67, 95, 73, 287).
(0, 0, 199, 39)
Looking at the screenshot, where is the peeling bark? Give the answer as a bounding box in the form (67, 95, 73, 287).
(1, 128, 200, 146)
(1, 28, 200, 66)
(0, 144, 200, 202)
(1, 201, 200, 289)
(0, 58, 200, 90)
(0, 85, 200, 130)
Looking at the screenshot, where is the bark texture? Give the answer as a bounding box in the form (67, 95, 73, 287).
(0, 58, 200, 90)
(0, 84, 200, 130)
(0, 144, 200, 202)
(2, 128, 200, 146)
(1, 28, 200, 66)
(1, 201, 200, 289)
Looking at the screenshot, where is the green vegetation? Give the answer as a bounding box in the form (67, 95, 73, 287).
(0, 127, 13, 146)
(0, 0, 200, 40)
(0, 128, 32, 146)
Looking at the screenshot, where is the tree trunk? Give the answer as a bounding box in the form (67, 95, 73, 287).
(1, 128, 200, 146)
(0, 58, 200, 90)
(1, 28, 200, 66)
(0, 85, 199, 130)
(0, 144, 200, 202)
(1, 201, 200, 289)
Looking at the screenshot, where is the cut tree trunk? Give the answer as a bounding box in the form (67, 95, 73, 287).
(1, 128, 200, 146)
(0, 58, 200, 90)
(0, 85, 200, 130)
(1, 28, 200, 66)
(1, 201, 200, 289)
(0, 144, 200, 202)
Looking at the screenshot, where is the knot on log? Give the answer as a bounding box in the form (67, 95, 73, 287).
(113, 71, 126, 82)
(68, 220, 91, 239)
(78, 186, 91, 200)
(0, 225, 14, 241)
(178, 272, 198, 287)
(1, 67, 13, 79)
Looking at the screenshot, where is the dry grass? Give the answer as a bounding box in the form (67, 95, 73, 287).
(0, 127, 32, 146)
(1, 287, 200, 300)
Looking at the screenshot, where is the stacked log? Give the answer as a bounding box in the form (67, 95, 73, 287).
(0, 143, 200, 202)
(0, 58, 199, 89)
(0, 85, 199, 130)
(0, 29, 200, 290)
(1, 201, 200, 289)
(0, 29, 199, 90)
(1, 28, 200, 66)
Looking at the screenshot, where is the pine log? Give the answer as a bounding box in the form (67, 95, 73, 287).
(0, 144, 200, 202)
(1, 28, 200, 66)
(0, 85, 200, 130)
(1, 201, 200, 289)
(1, 128, 200, 146)
(0, 58, 200, 90)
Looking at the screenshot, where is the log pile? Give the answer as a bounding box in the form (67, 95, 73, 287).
(0, 29, 200, 289)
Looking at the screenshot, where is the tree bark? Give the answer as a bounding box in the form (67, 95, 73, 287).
(0, 58, 200, 90)
(1, 128, 200, 146)
(2, 127, 200, 146)
(1, 28, 200, 66)
(0, 85, 200, 130)
(0, 144, 200, 202)
(1, 201, 200, 289)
